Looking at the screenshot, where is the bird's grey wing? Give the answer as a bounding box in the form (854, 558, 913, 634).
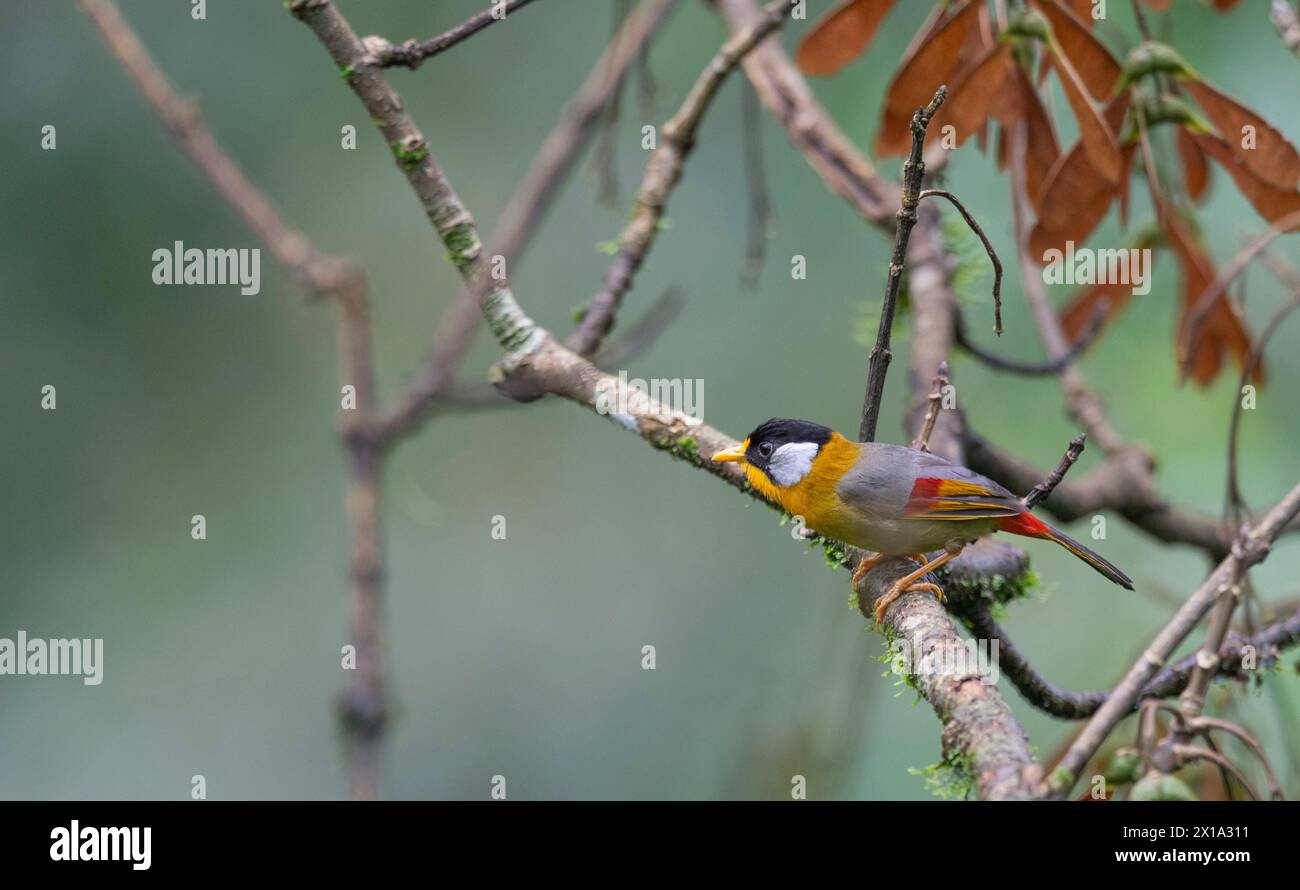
(838, 443, 1024, 521)
(834, 443, 922, 520)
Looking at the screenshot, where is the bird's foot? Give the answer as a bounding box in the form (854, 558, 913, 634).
(873, 581, 944, 627)
(850, 552, 884, 587)
(850, 552, 929, 588)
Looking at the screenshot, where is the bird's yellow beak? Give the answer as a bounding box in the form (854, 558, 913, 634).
(711, 444, 747, 463)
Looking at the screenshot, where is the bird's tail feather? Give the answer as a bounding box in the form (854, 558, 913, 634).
(1043, 525, 1134, 590)
(999, 513, 1134, 589)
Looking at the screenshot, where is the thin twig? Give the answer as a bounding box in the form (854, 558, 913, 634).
(80, 0, 388, 799)
(910, 362, 950, 452)
(1171, 745, 1260, 800)
(1225, 291, 1300, 520)
(634, 17, 660, 116)
(1048, 481, 1300, 796)
(716, 0, 897, 228)
(858, 86, 947, 443)
(1258, 243, 1300, 291)
(373, 0, 542, 68)
(740, 81, 773, 290)
(77, 0, 357, 298)
(1022, 434, 1087, 509)
(917, 189, 1002, 334)
(1132, 0, 1154, 41)
(411, 289, 687, 413)
(1009, 121, 1128, 454)
(566, 0, 797, 356)
(1179, 207, 1300, 381)
(1186, 716, 1286, 799)
(591, 0, 633, 208)
(1134, 102, 1166, 228)
(954, 301, 1103, 376)
(966, 429, 1300, 559)
(371, 0, 679, 447)
(960, 599, 1300, 720)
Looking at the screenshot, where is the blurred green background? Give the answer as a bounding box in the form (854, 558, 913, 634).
(3, 0, 1299, 800)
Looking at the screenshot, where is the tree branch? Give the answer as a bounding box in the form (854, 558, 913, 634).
(1047, 481, 1300, 796)
(371, 0, 680, 448)
(959, 600, 1300, 719)
(1178, 207, 1300, 383)
(965, 431, 1300, 559)
(370, 0, 542, 68)
(1022, 434, 1087, 510)
(715, 0, 898, 227)
(859, 87, 947, 443)
(954, 301, 1104, 377)
(80, 0, 389, 799)
(289, 0, 546, 366)
(566, 0, 797, 356)
(917, 189, 1003, 335)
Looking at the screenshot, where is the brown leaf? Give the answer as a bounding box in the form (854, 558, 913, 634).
(1181, 78, 1300, 190)
(1007, 64, 1062, 211)
(1050, 48, 1124, 181)
(876, 2, 984, 156)
(882, 0, 983, 116)
(1165, 211, 1257, 386)
(1058, 230, 1158, 341)
(1064, 0, 1098, 22)
(1194, 132, 1300, 225)
(1029, 144, 1135, 261)
(927, 43, 1012, 150)
(1031, 0, 1121, 99)
(1176, 126, 1210, 202)
(876, 108, 911, 157)
(796, 0, 899, 77)
(1029, 93, 1133, 260)
(873, 3, 946, 156)
(1060, 278, 1139, 344)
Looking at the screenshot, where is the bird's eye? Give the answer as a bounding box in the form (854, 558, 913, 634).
(757, 442, 775, 459)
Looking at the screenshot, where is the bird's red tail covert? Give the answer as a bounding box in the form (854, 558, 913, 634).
(998, 512, 1134, 589)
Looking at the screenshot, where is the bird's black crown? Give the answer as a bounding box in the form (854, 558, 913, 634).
(744, 418, 832, 468)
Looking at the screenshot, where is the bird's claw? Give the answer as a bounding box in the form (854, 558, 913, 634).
(851, 552, 929, 589)
(850, 552, 882, 587)
(873, 580, 944, 627)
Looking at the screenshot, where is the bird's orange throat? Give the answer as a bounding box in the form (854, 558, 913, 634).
(743, 462, 784, 504)
(745, 432, 859, 521)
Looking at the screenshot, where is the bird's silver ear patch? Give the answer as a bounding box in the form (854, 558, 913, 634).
(768, 442, 820, 487)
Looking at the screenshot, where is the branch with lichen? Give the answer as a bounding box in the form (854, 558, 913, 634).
(371, 0, 681, 448)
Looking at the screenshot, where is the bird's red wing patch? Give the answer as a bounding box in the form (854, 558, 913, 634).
(910, 478, 991, 499)
(905, 476, 1020, 519)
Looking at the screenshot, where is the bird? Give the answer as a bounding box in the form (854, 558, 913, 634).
(711, 418, 1133, 626)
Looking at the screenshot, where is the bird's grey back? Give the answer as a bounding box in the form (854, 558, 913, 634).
(835, 442, 1017, 518)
